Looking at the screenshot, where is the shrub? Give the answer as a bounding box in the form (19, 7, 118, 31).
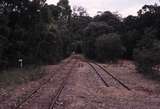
(95, 33, 125, 62)
(133, 40, 160, 73)
(133, 28, 160, 73)
(121, 29, 141, 58)
(83, 22, 113, 59)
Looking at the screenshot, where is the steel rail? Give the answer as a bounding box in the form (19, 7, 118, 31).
(93, 62, 131, 91)
(14, 58, 73, 109)
(48, 59, 77, 109)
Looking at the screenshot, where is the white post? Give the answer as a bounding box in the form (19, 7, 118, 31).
(18, 59, 23, 68)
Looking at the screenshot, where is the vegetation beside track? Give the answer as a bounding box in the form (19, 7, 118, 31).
(0, 66, 45, 89)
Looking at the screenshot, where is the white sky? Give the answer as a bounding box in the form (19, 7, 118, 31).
(46, 0, 159, 17)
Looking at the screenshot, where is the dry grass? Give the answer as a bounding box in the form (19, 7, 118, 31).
(0, 66, 45, 89)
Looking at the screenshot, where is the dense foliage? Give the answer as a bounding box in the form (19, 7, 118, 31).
(0, 0, 160, 73)
(0, 0, 71, 69)
(95, 33, 125, 62)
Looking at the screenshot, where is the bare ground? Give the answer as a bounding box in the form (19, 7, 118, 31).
(0, 56, 160, 109)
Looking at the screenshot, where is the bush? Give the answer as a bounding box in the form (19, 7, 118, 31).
(133, 40, 160, 73)
(121, 29, 141, 58)
(35, 32, 63, 64)
(133, 28, 160, 73)
(82, 22, 113, 59)
(95, 33, 125, 62)
(0, 66, 45, 88)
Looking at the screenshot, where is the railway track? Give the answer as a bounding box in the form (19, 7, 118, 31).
(48, 59, 77, 109)
(87, 62, 109, 87)
(87, 61, 131, 91)
(13, 57, 75, 109)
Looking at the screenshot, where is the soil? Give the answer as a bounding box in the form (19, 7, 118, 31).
(0, 56, 160, 109)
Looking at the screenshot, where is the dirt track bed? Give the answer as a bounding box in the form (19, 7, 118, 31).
(52, 61, 160, 109)
(103, 60, 160, 95)
(0, 57, 72, 109)
(1, 56, 160, 109)
(0, 65, 58, 109)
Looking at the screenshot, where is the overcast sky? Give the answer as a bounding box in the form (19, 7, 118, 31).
(46, 0, 159, 17)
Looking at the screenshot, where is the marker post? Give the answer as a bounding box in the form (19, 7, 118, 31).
(18, 59, 23, 68)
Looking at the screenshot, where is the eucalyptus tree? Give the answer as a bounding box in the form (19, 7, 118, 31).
(57, 0, 72, 24)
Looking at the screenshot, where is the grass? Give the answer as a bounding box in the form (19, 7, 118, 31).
(0, 66, 45, 89)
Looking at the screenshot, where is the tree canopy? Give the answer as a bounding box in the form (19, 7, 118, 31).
(0, 0, 160, 73)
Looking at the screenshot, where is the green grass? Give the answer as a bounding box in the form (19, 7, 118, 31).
(0, 66, 45, 89)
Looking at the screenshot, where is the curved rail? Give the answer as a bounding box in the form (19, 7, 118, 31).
(48, 60, 77, 109)
(87, 62, 109, 87)
(14, 58, 73, 109)
(93, 62, 131, 91)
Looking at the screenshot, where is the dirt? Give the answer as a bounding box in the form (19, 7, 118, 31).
(0, 56, 160, 109)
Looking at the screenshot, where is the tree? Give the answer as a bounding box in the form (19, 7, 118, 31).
(83, 22, 113, 58)
(123, 15, 138, 31)
(72, 6, 89, 16)
(70, 6, 91, 53)
(133, 42, 160, 73)
(57, 0, 72, 24)
(84, 21, 113, 40)
(94, 11, 122, 32)
(0, 0, 68, 68)
(0, 0, 46, 29)
(137, 4, 160, 32)
(95, 33, 125, 62)
(133, 28, 160, 73)
(121, 29, 141, 58)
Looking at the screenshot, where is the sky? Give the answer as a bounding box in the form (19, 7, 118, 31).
(46, 0, 159, 17)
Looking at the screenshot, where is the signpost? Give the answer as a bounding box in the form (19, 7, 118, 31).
(18, 59, 23, 68)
